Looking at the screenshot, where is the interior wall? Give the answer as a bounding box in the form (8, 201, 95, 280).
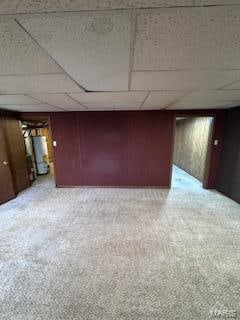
(217, 107, 240, 203)
(50, 111, 174, 187)
(1, 114, 29, 193)
(174, 117, 213, 182)
(20, 109, 225, 189)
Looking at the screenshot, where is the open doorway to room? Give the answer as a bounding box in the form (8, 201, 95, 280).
(21, 117, 55, 187)
(171, 116, 214, 189)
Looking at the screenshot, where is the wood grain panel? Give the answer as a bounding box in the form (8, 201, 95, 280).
(217, 107, 240, 203)
(1, 116, 29, 193)
(51, 113, 83, 186)
(39, 128, 53, 162)
(80, 112, 128, 186)
(174, 117, 213, 182)
(21, 110, 226, 189)
(0, 120, 15, 204)
(50, 111, 174, 187)
(127, 111, 174, 186)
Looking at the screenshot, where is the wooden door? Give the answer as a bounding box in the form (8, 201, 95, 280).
(2, 117, 29, 193)
(0, 122, 15, 204)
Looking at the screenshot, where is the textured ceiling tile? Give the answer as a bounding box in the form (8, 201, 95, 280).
(0, 74, 83, 94)
(143, 91, 188, 109)
(19, 14, 131, 91)
(183, 90, 240, 101)
(83, 101, 142, 109)
(29, 93, 86, 109)
(223, 80, 240, 90)
(134, 7, 240, 70)
(1, 104, 62, 112)
(0, 19, 61, 75)
(168, 100, 238, 109)
(0, 94, 41, 105)
(0, 1, 194, 15)
(69, 92, 148, 103)
(130, 71, 240, 90)
(194, 0, 240, 5)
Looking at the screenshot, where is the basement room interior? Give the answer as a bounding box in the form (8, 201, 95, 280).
(0, 1, 240, 320)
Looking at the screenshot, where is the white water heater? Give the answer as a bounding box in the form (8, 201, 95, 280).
(32, 136, 49, 175)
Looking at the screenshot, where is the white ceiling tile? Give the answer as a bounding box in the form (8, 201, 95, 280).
(19, 14, 131, 91)
(1, 104, 62, 112)
(142, 91, 188, 109)
(0, 1, 194, 15)
(134, 7, 240, 70)
(29, 93, 86, 109)
(0, 0, 238, 15)
(69, 92, 148, 103)
(183, 90, 240, 101)
(84, 102, 142, 109)
(168, 100, 239, 109)
(0, 74, 83, 94)
(131, 71, 240, 91)
(194, 1, 240, 5)
(222, 80, 240, 90)
(69, 91, 148, 110)
(0, 19, 61, 75)
(0, 94, 41, 105)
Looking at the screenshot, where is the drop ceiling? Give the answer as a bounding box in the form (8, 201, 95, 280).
(0, 0, 240, 112)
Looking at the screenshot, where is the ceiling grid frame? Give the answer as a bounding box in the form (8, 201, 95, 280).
(0, 1, 239, 111)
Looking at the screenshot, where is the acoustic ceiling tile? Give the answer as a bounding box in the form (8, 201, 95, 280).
(0, 1, 194, 15)
(69, 92, 148, 103)
(0, 94, 41, 105)
(130, 71, 240, 91)
(183, 90, 240, 101)
(84, 101, 142, 109)
(29, 93, 86, 109)
(0, 20, 61, 75)
(1, 104, 62, 112)
(142, 91, 188, 109)
(19, 13, 131, 91)
(134, 7, 240, 70)
(222, 80, 240, 90)
(168, 100, 238, 109)
(194, 1, 240, 5)
(0, 74, 83, 94)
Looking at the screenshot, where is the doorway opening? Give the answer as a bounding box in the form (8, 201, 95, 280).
(171, 116, 214, 189)
(21, 117, 55, 188)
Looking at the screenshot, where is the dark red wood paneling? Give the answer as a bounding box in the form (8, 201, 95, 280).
(51, 113, 83, 186)
(127, 111, 174, 186)
(50, 111, 174, 187)
(79, 112, 128, 186)
(207, 111, 226, 188)
(20, 109, 225, 188)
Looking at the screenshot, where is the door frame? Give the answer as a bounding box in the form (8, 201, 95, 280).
(170, 113, 215, 189)
(20, 115, 56, 186)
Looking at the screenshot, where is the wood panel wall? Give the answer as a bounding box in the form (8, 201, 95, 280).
(217, 107, 240, 203)
(174, 117, 213, 182)
(50, 111, 174, 187)
(1, 115, 29, 193)
(21, 109, 226, 189)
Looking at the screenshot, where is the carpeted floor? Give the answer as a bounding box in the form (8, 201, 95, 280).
(0, 170, 240, 320)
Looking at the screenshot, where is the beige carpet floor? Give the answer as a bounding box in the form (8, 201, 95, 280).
(0, 171, 240, 320)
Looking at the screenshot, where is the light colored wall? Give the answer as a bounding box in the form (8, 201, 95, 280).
(174, 117, 213, 182)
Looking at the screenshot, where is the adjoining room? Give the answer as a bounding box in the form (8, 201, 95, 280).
(172, 116, 213, 189)
(21, 117, 55, 188)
